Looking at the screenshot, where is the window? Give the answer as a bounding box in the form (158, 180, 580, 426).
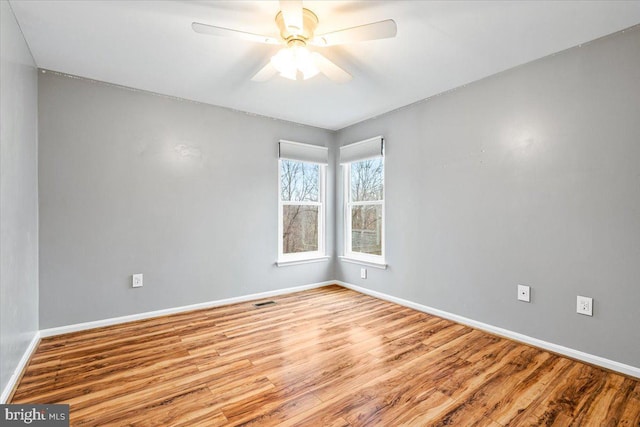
(341, 137, 385, 266)
(278, 141, 328, 265)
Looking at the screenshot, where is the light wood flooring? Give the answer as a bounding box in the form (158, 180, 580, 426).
(11, 285, 640, 426)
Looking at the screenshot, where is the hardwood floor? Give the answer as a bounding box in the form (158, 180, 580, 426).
(11, 285, 640, 426)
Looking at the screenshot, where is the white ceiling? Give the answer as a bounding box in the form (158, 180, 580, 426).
(9, 0, 640, 130)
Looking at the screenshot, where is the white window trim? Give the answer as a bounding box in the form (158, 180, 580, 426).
(343, 159, 386, 265)
(277, 160, 327, 265)
(276, 256, 331, 267)
(338, 256, 387, 269)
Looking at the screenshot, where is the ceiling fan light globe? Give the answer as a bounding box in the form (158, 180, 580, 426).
(294, 47, 319, 78)
(293, 46, 310, 60)
(271, 48, 296, 79)
(296, 49, 319, 79)
(271, 46, 319, 81)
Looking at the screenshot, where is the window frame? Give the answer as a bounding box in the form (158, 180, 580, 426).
(343, 157, 386, 266)
(277, 159, 327, 264)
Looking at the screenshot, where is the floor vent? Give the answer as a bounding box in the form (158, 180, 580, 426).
(253, 300, 276, 308)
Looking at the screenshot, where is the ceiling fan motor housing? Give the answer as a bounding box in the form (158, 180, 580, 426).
(275, 8, 319, 46)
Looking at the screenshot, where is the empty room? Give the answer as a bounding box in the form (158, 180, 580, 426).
(1, 0, 639, 425)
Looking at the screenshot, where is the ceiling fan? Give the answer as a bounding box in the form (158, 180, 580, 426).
(192, 0, 397, 83)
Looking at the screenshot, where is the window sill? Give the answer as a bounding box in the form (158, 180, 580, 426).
(339, 256, 387, 270)
(276, 256, 331, 267)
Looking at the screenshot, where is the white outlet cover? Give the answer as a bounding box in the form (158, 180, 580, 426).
(360, 268, 367, 279)
(517, 285, 530, 302)
(132, 273, 143, 288)
(577, 295, 593, 316)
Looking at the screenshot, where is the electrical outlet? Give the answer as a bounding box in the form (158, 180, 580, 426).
(132, 273, 143, 288)
(576, 295, 593, 316)
(517, 285, 530, 302)
(360, 268, 367, 279)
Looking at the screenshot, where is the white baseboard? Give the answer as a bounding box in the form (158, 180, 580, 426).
(6, 277, 636, 405)
(40, 280, 333, 338)
(0, 331, 41, 403)
(336, 281, 640, 379)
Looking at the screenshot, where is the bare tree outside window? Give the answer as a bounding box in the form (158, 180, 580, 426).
(280, 160, 321, 254)
(348, 158, 384, 256)
(351, 159, 383, 202)
(281, 160, 319, 202)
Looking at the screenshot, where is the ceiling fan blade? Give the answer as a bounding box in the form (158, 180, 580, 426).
(311, 19, 397, 47)
(312, 53, 352, 83)
(279, 0, 303, 35)
(192, 22, 279, 45)
(251, 62, 279, 82)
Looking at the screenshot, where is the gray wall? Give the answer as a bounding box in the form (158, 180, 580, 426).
(0, 0, 39, 397)
(335, 27, 640, 367)
(38, 72, 335, 328)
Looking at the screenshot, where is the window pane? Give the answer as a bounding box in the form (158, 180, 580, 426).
(350, 158, 383, 202)
(280, 160, 319, 202)
(283, 205, 319, 254)
(351, 204, 382, 255)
